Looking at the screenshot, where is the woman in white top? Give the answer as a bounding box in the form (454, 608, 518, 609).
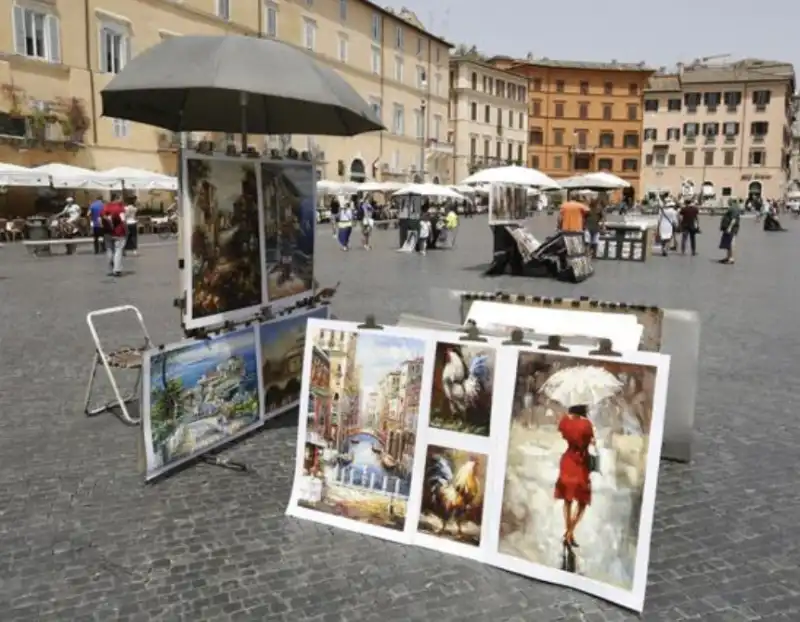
(657, 199, 679, 256)
(124, 197, 139, 256)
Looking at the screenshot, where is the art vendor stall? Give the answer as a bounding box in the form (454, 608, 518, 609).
(286, 316, 671, 612)
(82, 33, 383, 480)
(595, 222, 653, 262)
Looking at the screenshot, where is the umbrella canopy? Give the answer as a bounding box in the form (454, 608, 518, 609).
(101, 35, 384, 136)
(30, 163, 118, 189)
(0, 163, 50, 187)
(539, 365, 623, 408)
(357, 181, 403, 192)
(451, 184, 476, 194)
(96, 166, 177, 190)
(393, 184, 464, 199)
(317, 180, 359, 195)
(559, 172, 630, 190)
(461, 165, 560, 189)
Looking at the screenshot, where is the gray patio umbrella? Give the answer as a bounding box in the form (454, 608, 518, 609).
(101, 35, 384, 137)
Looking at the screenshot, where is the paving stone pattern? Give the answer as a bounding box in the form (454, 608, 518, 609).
(0, 217, 798, 622)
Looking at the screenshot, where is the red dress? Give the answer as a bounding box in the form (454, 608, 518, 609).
(554, 415, 594, 505)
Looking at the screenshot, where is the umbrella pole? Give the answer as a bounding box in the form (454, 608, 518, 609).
(240, 91, 248, 153)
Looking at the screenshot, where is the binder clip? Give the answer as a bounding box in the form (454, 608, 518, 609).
(570, 300, 581, 308)
(358, 315, 384, 330)
(502, 328, 530, 346)
(460, 324, 487, 343)
(589, 338, 622, 357)
(538, 335, 569, 352)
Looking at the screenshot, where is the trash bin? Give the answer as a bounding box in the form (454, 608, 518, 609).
(27, 217, 47, 241)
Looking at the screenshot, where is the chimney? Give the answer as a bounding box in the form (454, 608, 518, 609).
(676, 62, 684, 76)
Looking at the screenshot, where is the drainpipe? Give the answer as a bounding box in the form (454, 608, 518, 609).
(84, 0, 99, 145)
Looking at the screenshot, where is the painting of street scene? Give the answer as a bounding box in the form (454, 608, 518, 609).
(417, 446, 487, 547)
(498, 351, 660, 593)
(489, 184, 528, 225)
(261, 161, 315, 303)
(428, 341, 495, 436)
(186, 157, 262, 323)
(298, 326, 427, 531)
(143, 327, 263, 480)
(259, 306, 329, 419)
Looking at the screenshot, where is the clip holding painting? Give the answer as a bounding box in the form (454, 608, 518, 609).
(538, 335, 570, 352)
(460, 324, 488, 343)
(501, 328, 530, 346)
(589, 338, 622, 357)
(358, 314, 384, 330)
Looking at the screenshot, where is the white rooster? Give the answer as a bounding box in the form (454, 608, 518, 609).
(441, 347, 492, 415)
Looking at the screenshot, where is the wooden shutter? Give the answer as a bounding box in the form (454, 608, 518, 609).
(13, 5, 27, 55)
(99, 28, 109, 72)
(46, 15, 61, 63)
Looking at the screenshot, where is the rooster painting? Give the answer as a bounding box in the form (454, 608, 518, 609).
(430, 343, 495, 435)
(419, 447, 486, 545)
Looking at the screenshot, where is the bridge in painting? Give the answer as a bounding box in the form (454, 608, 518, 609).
(345, 427, 386, 445)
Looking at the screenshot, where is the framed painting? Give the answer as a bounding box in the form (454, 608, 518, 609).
(181, 153, 265, 330)
(141, 326, 264, 481)
(489, 184, 528, 226)
(484, 346, 669, 611)
(259, 305, 330, 421)
(260, 159, 316, 311)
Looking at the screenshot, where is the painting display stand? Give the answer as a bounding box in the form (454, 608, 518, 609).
(288, 315, 671, 612)
(425, 288, 699, 463)
(84, 305, 153, 426)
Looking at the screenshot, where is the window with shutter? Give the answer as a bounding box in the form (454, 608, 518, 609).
(13, 6, 27, 55)
(99, 21, 131, 74)
(46, 15, 61, 63)
(12, 6, 60, 62)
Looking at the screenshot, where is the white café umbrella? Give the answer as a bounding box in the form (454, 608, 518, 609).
(317, 179, 359, 195)
(0, 163, 49, 187)
(31, 163, 117, 189)
(393, 184, 464, 199)
(451, 184, 476, 194)
(559, 172, 630, 190)
(540, 365, 623, 408)
(358, 180, 404, 192)
(97, 166, 177, 190)
(460, 165, 560, 189)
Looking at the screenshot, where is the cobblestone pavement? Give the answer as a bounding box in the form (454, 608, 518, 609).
(1, 217, 799, 622)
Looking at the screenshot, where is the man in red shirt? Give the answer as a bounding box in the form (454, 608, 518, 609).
(102, 193, 127, 276)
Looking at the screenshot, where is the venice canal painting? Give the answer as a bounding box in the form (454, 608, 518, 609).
(144, 327, 262, 480)
(298, 327, 426, 531)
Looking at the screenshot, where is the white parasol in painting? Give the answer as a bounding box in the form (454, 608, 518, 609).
(540, 365, 623, 408)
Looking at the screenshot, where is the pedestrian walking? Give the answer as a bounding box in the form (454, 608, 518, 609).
(679, 201, 700, 256)
(657, 200, 679, 256)
(124, 196, 139, 256)
(418, 217, 431, 255)
(337, 201, 354, 251)
(329, 195, 341, 238)
(89, 195, 105, 254)
(719, 202, 742, 264)
(102, 193, 127, 277)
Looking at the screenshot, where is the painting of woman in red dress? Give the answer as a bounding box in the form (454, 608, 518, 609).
(553, 404, 595, 548)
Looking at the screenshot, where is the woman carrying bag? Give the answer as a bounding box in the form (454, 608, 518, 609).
(656, 199, 679, 256)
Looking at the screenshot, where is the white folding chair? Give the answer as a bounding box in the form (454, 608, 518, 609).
(83, 305, 152, 425)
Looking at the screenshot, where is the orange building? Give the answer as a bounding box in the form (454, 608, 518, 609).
(490, 57, 654, 197)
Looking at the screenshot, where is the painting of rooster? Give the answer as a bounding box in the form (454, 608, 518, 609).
(429, 342, 495, 436)
(418, 447, 486, 546)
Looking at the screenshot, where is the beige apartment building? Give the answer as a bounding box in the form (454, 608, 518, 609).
(448, 56, 528, 183)
(640, 59, 796, 201)
(0, 0, 452, 185)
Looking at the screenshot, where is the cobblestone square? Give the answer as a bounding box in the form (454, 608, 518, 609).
(0, 215, 798, 621)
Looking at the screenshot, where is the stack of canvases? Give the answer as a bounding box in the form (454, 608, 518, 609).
(287, 317, 671, 612)
(138, 151, 333, 481)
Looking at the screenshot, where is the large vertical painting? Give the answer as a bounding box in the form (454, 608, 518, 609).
(258, 305, 330, 420)
(260, 160, 315, 309)
(489, 184, 528, 225)
(141, 327, 264, 481)
(182, 155, 264, 330)
(492, 349, 668, 611)
(288, 321, 428, 543)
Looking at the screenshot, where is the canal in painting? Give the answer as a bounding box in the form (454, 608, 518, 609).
(330, 432, 411, 496)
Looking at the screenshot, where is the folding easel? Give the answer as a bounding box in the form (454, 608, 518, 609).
(84, 305, 152, 425)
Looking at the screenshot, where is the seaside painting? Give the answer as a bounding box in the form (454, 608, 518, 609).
(142, 327, 263, 480)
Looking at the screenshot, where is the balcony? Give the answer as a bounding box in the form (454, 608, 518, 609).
(724, 135, 736, 144)
(685, 135, 697, 144)
(0, 113, 83, 149)
(569, 144, 594, 153)
(425, 138, 454, 155)
(751, 135, 765, 144)
(468, 156, 511, 173)
(704, 135, 716, 144)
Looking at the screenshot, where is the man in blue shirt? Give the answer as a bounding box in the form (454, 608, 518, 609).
(89, 196, 105, 254)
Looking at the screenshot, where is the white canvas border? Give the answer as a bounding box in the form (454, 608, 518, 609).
(259, 158, 316, 313)
(141, 324, 265, 482)
(180, 152, 267, 331)
(484, 345, 670, 612)
(258, 304, 331, 422)
(286, 319, 439, 546)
